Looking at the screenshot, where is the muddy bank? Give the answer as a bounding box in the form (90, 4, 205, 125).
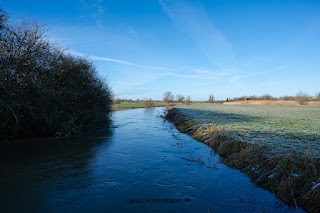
(166, 108, 320, 212)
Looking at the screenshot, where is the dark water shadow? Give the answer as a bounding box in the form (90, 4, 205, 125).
(0, 128, 115, 212)
(0, 128, 114, 164)
(0, 128, 115, 183)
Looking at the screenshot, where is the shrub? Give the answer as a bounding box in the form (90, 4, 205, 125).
(258, 93, 275, 100)
(295, 91, 310, 105)
(176, 94, 185, 103)
(144, 99, 155, 108)
(113, 99, 121, 104)
(280, 96, 295, 101)
(208, 94, 215, 103)
(186, 96, 192, 105)
(0, 10, 112, 141)
(163, 91, 174, 103)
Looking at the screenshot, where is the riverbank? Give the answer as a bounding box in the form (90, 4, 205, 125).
(166, 105, 320, 212)
(112, 103, 175, 111)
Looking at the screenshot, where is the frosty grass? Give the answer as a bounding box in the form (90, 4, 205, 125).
(178, 104, 320, 155)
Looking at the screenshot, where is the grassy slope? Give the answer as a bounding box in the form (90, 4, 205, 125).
(167, 104, 320, 212)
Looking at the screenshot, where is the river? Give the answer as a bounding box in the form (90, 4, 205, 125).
(0, 107, 302, 212)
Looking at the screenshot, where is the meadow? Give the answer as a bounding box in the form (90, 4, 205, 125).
(177, 103, 320, 154)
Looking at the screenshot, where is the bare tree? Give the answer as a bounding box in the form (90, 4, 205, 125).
(295, 91, 310, 105)
(176, 94, 185, 103)
(163, 91, 174, 103)
(208, 94, 215, 103)
(186, 96, 192, 105)
(315, 93, 320, 101)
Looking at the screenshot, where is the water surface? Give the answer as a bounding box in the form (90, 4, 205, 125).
(0, 108, 302, 212)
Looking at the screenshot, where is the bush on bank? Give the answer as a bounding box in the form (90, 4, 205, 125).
(0, 9, 112, 141)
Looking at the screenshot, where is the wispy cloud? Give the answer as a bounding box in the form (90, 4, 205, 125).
(68, 50, 172, 70)
(159, 0, 235, 68)
(80, 0, 105, 27)
(196, 82, 212, 86)
(193, 69, 210, 74)
(116, 89, 159, 95)
(193, 68, 234, 76)
(128, 27, 137, 38)
(167, 73, 214, 78)
(80, 0, 104, 15)
(230, 75, 240, 82)
(164, 72, 221, 81)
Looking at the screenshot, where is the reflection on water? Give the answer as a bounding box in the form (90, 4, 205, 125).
(0, 108, 303, 212)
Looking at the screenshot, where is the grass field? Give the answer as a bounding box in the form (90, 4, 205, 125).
(178, 103, 320, 154)
(112, 103, 145, 109)
(112, 103, 172, 110)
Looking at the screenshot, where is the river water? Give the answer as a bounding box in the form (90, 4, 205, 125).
(0, 108, 302, 212)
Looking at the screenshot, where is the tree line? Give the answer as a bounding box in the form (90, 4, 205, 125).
(113, 93, 192, 105)
(163, 92, 192, 105)
(0, 8, 112, 141)
(225, 92, 320, 105)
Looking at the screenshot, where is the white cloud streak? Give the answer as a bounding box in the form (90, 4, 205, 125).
(159, 0, 235, 68)
(68, 50, 172, 70)
(169, 73, 217, 79)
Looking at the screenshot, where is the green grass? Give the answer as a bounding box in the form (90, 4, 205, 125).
(177, 103, 320, 154)
(112, 102, 171, 110)
(112, 103, 145, 109)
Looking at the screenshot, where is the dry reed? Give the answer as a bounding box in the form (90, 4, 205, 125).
(224, 100, 320, 106)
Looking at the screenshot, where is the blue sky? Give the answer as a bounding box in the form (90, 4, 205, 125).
(2, 0, 320, 100)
